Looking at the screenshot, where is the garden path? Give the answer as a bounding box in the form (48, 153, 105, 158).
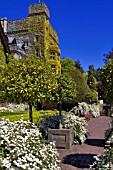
(58, 116, 112, 170)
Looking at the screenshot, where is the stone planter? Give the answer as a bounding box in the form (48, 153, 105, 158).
(48, 128, 74, 149)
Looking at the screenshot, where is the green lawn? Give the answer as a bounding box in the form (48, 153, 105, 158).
(0, 110, 54, 124)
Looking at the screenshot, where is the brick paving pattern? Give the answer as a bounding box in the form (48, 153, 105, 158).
(58, 116, 112, 170)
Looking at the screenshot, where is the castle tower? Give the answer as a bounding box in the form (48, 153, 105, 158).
(7, 2, 61, 74)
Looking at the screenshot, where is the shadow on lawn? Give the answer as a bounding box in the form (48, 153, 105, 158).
(62, 153, 96, 168)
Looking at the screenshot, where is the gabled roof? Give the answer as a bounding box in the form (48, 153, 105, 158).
(0, 22, 10, 54)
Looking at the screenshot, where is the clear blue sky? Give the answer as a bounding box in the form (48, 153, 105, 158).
(1, 0, 113, 72)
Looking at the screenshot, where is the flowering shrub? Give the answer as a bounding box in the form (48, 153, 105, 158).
(84, 112, 91, 121)
(38, 113, 88, 144)
(90, 121, 113, 170)
(0, 103, 28, 112)
(64, 114, 88, 144)
(0, 119, 61, 170)
(70, 102, 100, 118)
(89, 104, 100, 117)
(90, 139, 113, 169)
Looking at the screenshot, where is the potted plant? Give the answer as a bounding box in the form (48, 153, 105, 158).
(48, 74, 76, 148)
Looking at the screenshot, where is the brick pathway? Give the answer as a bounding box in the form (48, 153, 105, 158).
(58, 116, 112, 170)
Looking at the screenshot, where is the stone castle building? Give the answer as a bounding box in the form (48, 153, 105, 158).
(0, 2, 61, 73)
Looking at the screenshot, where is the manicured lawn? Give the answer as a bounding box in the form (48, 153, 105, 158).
(0, 110, 54, 124)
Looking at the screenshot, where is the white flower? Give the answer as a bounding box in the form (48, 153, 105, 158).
(0, 118, 61, 170)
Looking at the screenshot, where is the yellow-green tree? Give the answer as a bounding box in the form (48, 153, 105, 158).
(0, 57, 57, 122)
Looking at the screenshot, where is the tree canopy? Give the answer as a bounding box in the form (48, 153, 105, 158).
(0, 57, 57, 122)
(101, 59, 113, 105)
(61, 58, 90, 104)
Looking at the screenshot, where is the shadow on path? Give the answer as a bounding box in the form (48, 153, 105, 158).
(62, 153, 96, 168)
(85, 139, 105, 147)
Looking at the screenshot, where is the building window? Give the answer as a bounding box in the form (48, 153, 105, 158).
(51, 65, 56, 69)
(36, 35, 39, 42)
(50, 56, 55, 60)
(50, 52, 55, 55)
(36, 49, 39, 58)
(24, 41, 28, 47)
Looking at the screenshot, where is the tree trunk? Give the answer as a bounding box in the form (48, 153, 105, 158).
(29, 103, 33, 123)
(59, 102, 62, 129)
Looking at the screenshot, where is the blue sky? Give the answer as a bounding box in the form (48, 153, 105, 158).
(0, 0, 113, 72)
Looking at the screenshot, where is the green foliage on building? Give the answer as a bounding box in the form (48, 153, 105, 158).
(0, 45, 5, 66)
(7, 2, 61, 74)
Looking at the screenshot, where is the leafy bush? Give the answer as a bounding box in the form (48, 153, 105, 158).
(70, 102, 100, 118)
(90, 139, 113, 169)
(90, 120, 113, 169)
(0, 119, 61, 170)
(64, 114, 88, 144)
(37, 114, 61, 139)
(38, 112, 88, 144)
(86, 90, 98, 104)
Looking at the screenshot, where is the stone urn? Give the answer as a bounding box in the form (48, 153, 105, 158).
(48, 128, 74, 149)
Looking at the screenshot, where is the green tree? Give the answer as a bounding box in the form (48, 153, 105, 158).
(75, 59, 84, 73)
(56, 73, 76, 125)
(60, 58, 76, 74)
(101, 60, 113, 105)
(87, 65, 98, 104)
(103, 48, 113, 60)
(0, 57, 57, 122)
(94, 68, 105, 100)
(85, 90, 98, 104)
(61, 58, 89, 104)
(72, 69, 90, 103)
(87, 65, 97, 91)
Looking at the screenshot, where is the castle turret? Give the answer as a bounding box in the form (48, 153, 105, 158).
(28, 2, 50, 20)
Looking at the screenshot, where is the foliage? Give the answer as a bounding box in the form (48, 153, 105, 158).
(21, 7, 61, 74)
(37, 113, 61, 139)
(103, 48, 113, 60)
(56, 73, 76, 104)
(0, 118, 61, 170)
(64, 114, 88, 144)
(0, 45, 6, 66)
(90, 134, 113, 169)
(71, 68, 90, 103)
(60, 58, 76, 74)
(74, 59, 84, 73)
(94, 68, 105, 100)
(90, 119, 113, 169)
(0, 57, 57, 122)
(70, 102, 100, 118)
(60, 58, 89, 104)
(85, 90, 98, 104)
(84, 112, 91, 121)
(87, 65, 98, 91)
(101, 59, 113, 105)
(38, 111, 88, 144)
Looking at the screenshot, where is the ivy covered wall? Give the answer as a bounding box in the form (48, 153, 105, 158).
(0, 45, 6, 66)
(7, 2, 61, 74)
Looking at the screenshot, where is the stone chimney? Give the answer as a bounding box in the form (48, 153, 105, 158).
(0, 18, 4, 28)
(0, 17, 7, 33)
